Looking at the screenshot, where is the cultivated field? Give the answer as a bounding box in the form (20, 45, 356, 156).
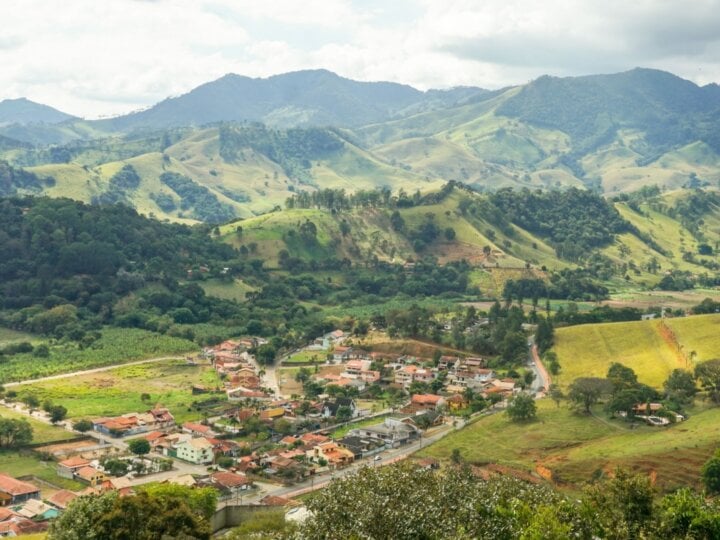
(13, 359, 223, 424)
(0, 328, 195, 382)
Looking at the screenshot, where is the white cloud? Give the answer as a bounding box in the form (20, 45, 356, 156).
(0, 0, 718, 118)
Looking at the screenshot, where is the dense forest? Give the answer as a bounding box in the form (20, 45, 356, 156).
(489, 188, 632, 260)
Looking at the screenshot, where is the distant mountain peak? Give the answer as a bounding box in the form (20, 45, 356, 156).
(0, 98, 76, 126)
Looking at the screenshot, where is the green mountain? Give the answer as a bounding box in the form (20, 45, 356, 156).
(0, 98, 77, 126)
(94, 69, 488, 132)
(1, 68, 719, 217)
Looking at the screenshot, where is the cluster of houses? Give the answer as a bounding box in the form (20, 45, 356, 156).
(201, 339, 276, 401)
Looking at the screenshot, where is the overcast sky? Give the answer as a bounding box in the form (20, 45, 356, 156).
(1, 0, 719, 118)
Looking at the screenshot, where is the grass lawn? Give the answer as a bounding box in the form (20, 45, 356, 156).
(552, 318, 680, 389)
(284, 350, 326, 364)
(0, 451, 84, 491)
(419, 400, 720, 492)
(0, 408, 75, 444)
(15, 359, 223, 424)
(0, 327, 196, 382)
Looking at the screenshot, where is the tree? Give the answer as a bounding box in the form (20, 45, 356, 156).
(255, 344, 277, 365)
(273, 418, 293, 435)
(655, 488, 720, 538)
(548, 384, 564, 408)
(663, 369, 697, 407)
(128, 438, 151, 457)
(0, 418, 33, 448)
(444, 227, 456, 241)
(584, 468, 654, 539)
(72, 419, 93, 433)
(450, 448, 463, 465)
(21, 394, 39, 411)
(506, 393, 537, 422)
(336, 406, 352, 423)
(568, 377, 612, 413)
(294, 367, 311, 384)
(702, 449, 720, 494)
(49, 491, 119, 540)
(534, 317, 554, 354)
(49, 405, 68, 424)
(607, 362, 638, 394)
(695, 359, 720, 404)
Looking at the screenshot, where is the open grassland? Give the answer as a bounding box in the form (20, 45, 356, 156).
(0, 327, 37, 345)
(665, 314, 720, 364)
(200, 278, 257, 302)
(603, 288, 720, 311)
(0, 408, 75, 444)
(419, 401, 617, 473)
(552, 319, 681, 389)
(14, 359, 222, 424)
(0, 328, 195, 383)
(420, 400, 720, 492)
(330, 414, 390, 439)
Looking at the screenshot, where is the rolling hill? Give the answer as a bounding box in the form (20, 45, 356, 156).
(0, 67, 719, 223)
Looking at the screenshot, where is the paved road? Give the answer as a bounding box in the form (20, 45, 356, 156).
(527, 337, 549, 395)
(3, 355, 193, 389)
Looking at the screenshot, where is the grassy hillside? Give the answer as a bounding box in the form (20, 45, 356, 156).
(18, 126, 442, 223)
(552, 319, 682, 388)
(552, 314, 720, 389)
(420, 399, 720, 492)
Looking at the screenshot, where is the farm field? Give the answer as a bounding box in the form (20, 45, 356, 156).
(277, 365, 345, 397)
(13, 359, 223, 425)
(419, 400, 720, 492)
(0, 327, 196, 383)
(200, 278, 257, 302)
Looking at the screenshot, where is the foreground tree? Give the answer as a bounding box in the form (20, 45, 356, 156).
(297, 463, 592, 540)
(48, 484, 216, 539)
(702, 449, 720, 494)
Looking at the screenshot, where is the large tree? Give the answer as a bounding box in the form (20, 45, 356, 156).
(0, 417, 33, 448)
(695, 360, 720, 404)
(663, 369, 697, 407)
(568, 377, 612, 413)
(506, 393, 537, 422)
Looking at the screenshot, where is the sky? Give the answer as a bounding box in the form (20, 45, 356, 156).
(1, 0, 719, 119)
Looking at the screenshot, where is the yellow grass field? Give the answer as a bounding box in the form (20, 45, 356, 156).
(553, 314, 720, 389)
(553, 319, 680, 388)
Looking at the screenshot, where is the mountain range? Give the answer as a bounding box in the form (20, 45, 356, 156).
(0, 67, 719, 223)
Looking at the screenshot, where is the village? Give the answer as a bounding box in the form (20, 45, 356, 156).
(0, 326, 539, 535)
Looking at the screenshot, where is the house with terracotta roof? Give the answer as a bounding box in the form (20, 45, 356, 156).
(306, 442, 354, 468)
(47, 489, 79, 511)
(342, 359, 372, 378)
(182, 422, 217, 438)
(332, 346, 352, 363)
(75, 466, 107, 487)
(446, 394, 469, 411)
(410, 394, 446, 411)
(0, 475, 39, 506)
(210, 471, 252, 494)
(57, 456, 91, 479)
